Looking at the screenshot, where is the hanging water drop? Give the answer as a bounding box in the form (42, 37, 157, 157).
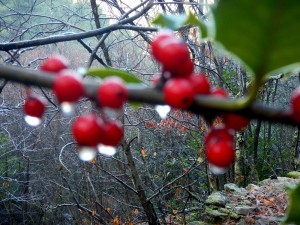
(98, 144, 117, 157)
(155, 105, 171, 119)
(78, 147, 97, 161)
(61, 102, 75, 116)
(209, 164, 227, 175)
(24, 115, 42, 127)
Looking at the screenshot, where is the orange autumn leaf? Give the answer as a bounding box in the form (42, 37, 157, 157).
(172, 209, 178, 215)
(175, 188, 182, 197)
(213, 116, 223, 126)
(199, 148, 203, 154)
(141, 148, 147, 158)
(129, 223, 134, 225)
(263, 199, 275, 206)
(113, 216, 120, 225)
(200, 124, 205, 131)
(92, 210, 96, 216)
(106, 208, 111, 213)
(134, 209, 139, 215)
(197, 157, 203, 163)
(245, 216, 255, 224)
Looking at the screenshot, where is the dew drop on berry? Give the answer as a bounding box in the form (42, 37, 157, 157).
(98, 144, 117, 157)
(155, 105, 171, 119)
(78, 146, 97, 161)
(60, 102, 75, 116)
(24, 115, 42, 127)
(209, 164, 228, 175)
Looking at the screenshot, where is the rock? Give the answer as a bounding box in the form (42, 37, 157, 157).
(224, 183, 240, 192)
(187, 221, 211, 225)
(259, 177, 298, 186)
(205, 192, 227, 207)
(205, 206, 228, 218)
(218, 208, 240, 219)
(246, 184, 260, 191)
(233, 206, 256, 215)
(287, 171, 300, 179)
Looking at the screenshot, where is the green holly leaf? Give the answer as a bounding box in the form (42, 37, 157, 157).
(152, 14, 187, 30)
(283, 183, 300, 225)
(213, 0, 300, 78)
(185, 13, 209, 38)
(152, 13, 209, 38)
(86, 68, 143, 84)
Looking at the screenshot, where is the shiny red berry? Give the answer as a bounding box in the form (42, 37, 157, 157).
(159, 41, 192, 77)
(53, 70, 84, 103)
(223, 113, 250, 131)
(187, 73, 211, 95)
(40, 55, 69, 73)
(205, 127, 234, 146)
(291, 87, 300, 121)
(169, 58, 194, 78)
(97, 77, 128, 109)
(72, 114, 103, 147)
(23, 96, 46, 118)
(163, 78, 195, 109)
(102, 121, 124, 146)
(206, 141, 235, 168)
(151, 32, 175, 62)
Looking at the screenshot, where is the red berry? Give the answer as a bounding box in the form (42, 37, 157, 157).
(206, 140, 235, 167)
(187, 73, 211, 95)
(97, 77, 128, 109)
(53, 70, 84, 103)
(102, 121, 124, 146)
(151, 32, 176, 62)
(163, 78, 195, 109)
(212, 88, 229, 98)
(159, 41, 192, 77)
(72, 114, 103, 147)
(169, 58, 194, 78)
(291, 87, 300, 121)
(223, 113, 250, 131)
(205, 127, 234, 146)
(40, 55, 69, 73)
(23, 96, 46, 118)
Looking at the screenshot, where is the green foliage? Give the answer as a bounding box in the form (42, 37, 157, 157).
(152, 13, 208, 38)
(86, 68, 143, 84)
(213, 0, 300, 78)
(283, 184, 300, 225)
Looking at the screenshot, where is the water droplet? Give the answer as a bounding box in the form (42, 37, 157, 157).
(61, 102, 75, 116)
(98, 144, 117, 157)
(24, 115, 42, 127)
(209, 164, 227, 175)
(155, 105, 171, 119)
(78, 147, 97, 161)
(76, 67, 86, 77)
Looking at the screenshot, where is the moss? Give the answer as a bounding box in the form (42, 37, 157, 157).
(287, 171, 300, 179)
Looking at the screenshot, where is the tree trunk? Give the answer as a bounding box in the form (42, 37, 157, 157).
(253, 120, 262, 165)
(90, 0, 112, 66)
(291, 127, 300, 170)
(123, 138, 160, 225)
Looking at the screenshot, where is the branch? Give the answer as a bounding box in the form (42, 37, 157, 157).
(147, 162, 198, 202)
(0, 25, 157, 51)
(0, 0, 155, 51)
(0, 64, 297, 126)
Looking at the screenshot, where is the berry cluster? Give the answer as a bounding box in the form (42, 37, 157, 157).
(23, 55, 127, 160)
(151, 32, 250, 172)
(151, 31, 210, 109)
